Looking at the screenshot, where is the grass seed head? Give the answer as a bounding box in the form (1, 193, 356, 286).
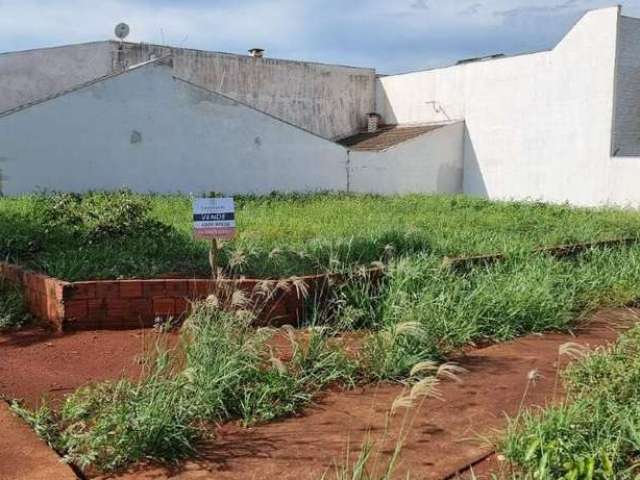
(229, 249, 247, 269)
(559, 342, 589, 360)
(231, 289, 250, 308)
(436, 362, 468, 383)
(205, 294, 219, 308)
(291, 277, 310, 299)
(393, 321, 426, 340)
(409, 361, 439, 377)
(527, 369, 543, 384)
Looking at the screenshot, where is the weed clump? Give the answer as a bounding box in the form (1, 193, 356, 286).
(0, 191, 204, 280)
(0, 281, 30, 330)
(502, 324, 640, 479)
(12, 303, 357, 472)
(37, 191, 169, 240)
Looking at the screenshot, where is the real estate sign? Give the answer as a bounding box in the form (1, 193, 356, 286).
(193, 197, 236, 240)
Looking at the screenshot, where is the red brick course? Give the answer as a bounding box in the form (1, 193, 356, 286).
(0, 262, 362, 332)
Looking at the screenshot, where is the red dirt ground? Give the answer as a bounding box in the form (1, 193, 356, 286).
(0, 309, 636, 480)
(0, 327, 173, 408)
(100, 309, 636, 480)
(0, 401, 77, 480)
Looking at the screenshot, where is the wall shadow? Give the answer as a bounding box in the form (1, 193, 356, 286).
(461, 125, 489, 198)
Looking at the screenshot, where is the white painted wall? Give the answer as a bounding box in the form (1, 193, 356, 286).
(0, 42, 114, 113)
(376, 7, 622, 206)
(0, 63, 349, 195)
(349, 122, 464, 194)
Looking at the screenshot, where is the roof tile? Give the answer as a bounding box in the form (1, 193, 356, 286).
(338, 124, 446, 151)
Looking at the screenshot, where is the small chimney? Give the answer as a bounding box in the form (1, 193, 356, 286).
(367, 112, 381, 133)
(249, 48, 265, 58)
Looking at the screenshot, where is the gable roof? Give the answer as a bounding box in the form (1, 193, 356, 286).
(338, 124, 447, 151)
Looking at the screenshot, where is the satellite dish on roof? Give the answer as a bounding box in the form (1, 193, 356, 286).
(114, 23, 130, 40)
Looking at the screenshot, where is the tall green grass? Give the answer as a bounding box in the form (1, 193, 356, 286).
(13, 303, 357, 472)
(14, 243, 640, 472)
(8, 191, 640, 473)
(325, 246, 640, 380)
(502, 323, 640, 479)
(3, 191, 640, 280)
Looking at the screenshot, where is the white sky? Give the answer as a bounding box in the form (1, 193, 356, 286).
(1, 0, 640, 73)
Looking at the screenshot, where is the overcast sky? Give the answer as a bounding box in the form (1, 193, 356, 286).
(2, 0, 640, 74)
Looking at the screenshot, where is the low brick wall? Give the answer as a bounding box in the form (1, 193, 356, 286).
(0, 262, 68, 327)
(0, 262, 334, 331)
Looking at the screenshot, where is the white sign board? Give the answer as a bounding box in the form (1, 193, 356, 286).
(193, 197, 236, 240)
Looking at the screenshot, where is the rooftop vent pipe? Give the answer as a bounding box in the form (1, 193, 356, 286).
(367, 113, 381, 133)
(249, 48, 265, 58)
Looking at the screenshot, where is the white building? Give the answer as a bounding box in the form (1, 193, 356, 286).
(0, 6, 639, 206)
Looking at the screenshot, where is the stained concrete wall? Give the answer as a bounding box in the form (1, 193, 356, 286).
(376, 7, 622, 206)
(0, 62, 349, 195)
(118, 43, 376, 140)
(0, 41, 376, 140)
(349, 122, 464, 194)
(0, 42, 115, 113)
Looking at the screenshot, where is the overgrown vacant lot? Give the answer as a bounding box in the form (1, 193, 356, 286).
(6, 191, 640, 476)
(2, 191, 640, 280)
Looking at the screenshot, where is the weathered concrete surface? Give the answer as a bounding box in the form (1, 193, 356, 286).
(118, 42, 376, 140)
(0, 42, 114, 113)
(612, 15, 640, 157)
(0, 41, 375, 140)
(0, 401, 77, 480)
(0, 61, 349, 195)
(0, 56, 467, 196)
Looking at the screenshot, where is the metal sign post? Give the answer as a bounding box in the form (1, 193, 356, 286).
(193, 198, 236, 278)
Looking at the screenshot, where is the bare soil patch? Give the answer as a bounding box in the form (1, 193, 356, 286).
(0, 401, 76, 480)
(0, 327, 171, 408)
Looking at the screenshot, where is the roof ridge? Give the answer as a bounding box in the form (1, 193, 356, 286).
(0, 55, 172, 119)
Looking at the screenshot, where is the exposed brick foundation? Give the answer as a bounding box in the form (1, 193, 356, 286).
(0, 262, 343, 331)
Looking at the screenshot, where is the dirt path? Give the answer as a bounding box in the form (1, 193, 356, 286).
(0, 401, 77, 480)
(1, 309, 635, 480)
(96, 309, 636, 480)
